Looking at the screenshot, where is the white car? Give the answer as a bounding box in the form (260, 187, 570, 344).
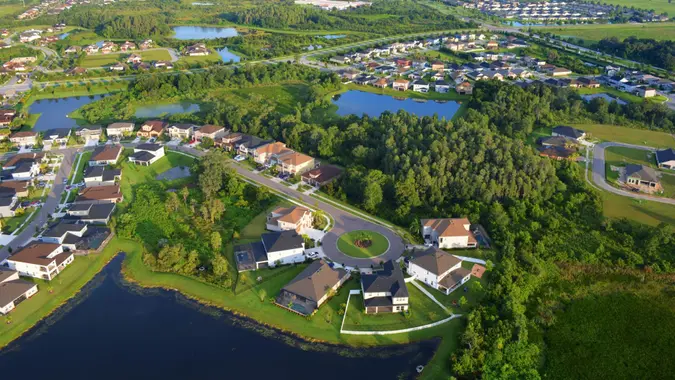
(233, 155, 246, 162)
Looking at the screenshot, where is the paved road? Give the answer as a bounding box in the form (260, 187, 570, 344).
(168, 145, 406, 267)
(0, 148, 79, 262)
(591, 142, 675, 205)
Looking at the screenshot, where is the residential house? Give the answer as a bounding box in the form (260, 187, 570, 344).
(550, 67, 572, 77)
(252, 141, 290, 165)
(88, 145, 122, 166)
(165, 123, 197, 140)
(392, 79, 410, 91)
(329, 55, 351, 65)
(106, 122, 135, 138)
(0, 268, 39, 315)
(0, 109, 16, 127)
(455, 81, 473, 95)
(40, 223, 88, 250)
(408, 247, 471, 295)
(119, 41, 136, 51)
(275, 260, 350, 316)
(266, 206, 313, 234)
(128, 143, 165, 166)
(109, 62, 128, 71)
(577, 77, 600, 88)
(539, 135, 574, 148)
(64, 46, 80, 54)
(552, 125, 586, 141)
(486, 40, 499, 50)
(63, 203, 116, 224)
(19, 30, 41, 43)
(140, 40, 153, 50)
(83, 44, 99, 54)
(275, 151, 315, 175)
(126, 53, 142, 64)
(431, 71, 445, 82)
(235, 135, 274, 156)
(372, 77, 388, 88)
(434, 80, 451, 93)
(75, 125, 102, 142)
(635, 86, 656, 98)
(194, 124, 226, 141)
(625, 164, 662, 192)
(75, 184, 123, 204)
(0, 194, 20, 217)
(9, 131, 38, 147)
(137, 120, 165, 138)
(7, 242, 73, 281)
(84, 167, 121, 187)
(420, 218, 477, 249)
(100, 41, 118, 54)
(185, 43, 209, 56)
(0, 180, 30, 198)
(42, 128, 71, 148)
(539, 145, 577, 160)
(656, 148, 675, 169)
(301, 165, 343, 187)
(153, 61, 173, 69)
(412, 79, 429, 93)
(65, 67, 87, 76)
(431, 61, 445, 71)
(361, 260, 409, 314)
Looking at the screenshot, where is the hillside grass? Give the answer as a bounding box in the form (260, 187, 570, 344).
(538, 22, 675, 42)
(571, 123, 675, 149)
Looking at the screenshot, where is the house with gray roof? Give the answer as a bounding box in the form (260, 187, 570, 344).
(656, 148, 675, 170)
(63, 203, 116, 224)
(408, 247, 471, 295)
(234, 230, 306, 271)
(625, 164, 662, 192)
(361, 260, 409, 314)
(552, 125, 586, 140)
(275, 260, 350, 316)
(0, 268, 38, 315)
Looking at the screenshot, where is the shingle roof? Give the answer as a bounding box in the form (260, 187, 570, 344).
(107, 122, 134, 130)
(90, 145, 122, 162)
(198, 124, 224, 134)
(84, 166, 121, 181)
(9, 242, 65, 266)
(553, 125, 585, 139)
(42, 222, 87, 238)
(76, 184, 122, 203)
(625, 164, 660, 183)
(281, 260, 348, 303)
(656, 148, 675, 164)
(0, 273, 36, 308)
(261, 230, 303, 253)
(135, 143, 163, 152)
(411, 247, 461, 276)
(421, 218, 472, 238)
(361, 260, 408, 298)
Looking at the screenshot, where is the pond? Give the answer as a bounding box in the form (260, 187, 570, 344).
(134, 102, 201, 118)
(58, 32, 70, 40)
(333, 91, 461, 119)
(0, 255, 436, 379)
(172, 26, 239, 40)
(581, 93, 628, 105)
(217, 47, 241, 63)
(28, 95, 108, 131)
(323, 34, 346, 39)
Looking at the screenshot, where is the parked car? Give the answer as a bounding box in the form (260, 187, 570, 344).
(233, 155, 246, 162)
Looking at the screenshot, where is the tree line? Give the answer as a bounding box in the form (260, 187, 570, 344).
(596, 36, 675, 71)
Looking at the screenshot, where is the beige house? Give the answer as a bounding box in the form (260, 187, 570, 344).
(9, 131, 38, 147)
(421, 218, 477, 249)
(253, 142, 291, 165)
(266, 206, 313, 234)
(106, 122, 135, 138)
(166, 124, 196, 140)
(194, 125, 226, 141)
(276, 151, 315, 175)
(625, 164, 662, 193)
(392, 79, 410, 91)
(137, 120, 166, 138)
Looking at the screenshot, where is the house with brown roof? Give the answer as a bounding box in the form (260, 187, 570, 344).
(7, 242, 73, 281)
(407, 247, 471, 295)
(126, 53, 142, 64)
(301, 165, 343, 187)
(0, 180, 30, 198)
(486, 40, 499, 50)
(275, 151, 315, 175)
(421, 218, 477, 249)
(266, 206, 313, 234)
(392, 79, 410, 91)
(253, 141, 290, 165)
(106, 122, 135, 138)
(120, 41, 136, 52)
(372, 77, 388, 88)
(455, 81, 473, 95)
(137, 120, 165, 138)
(75, 184, 123, 204)
(275, 260, 350, 316)
(194, 124, 226, 141)
(9, 131, 38, 147)
(0, 268, 39, 315)
(88, 145, 122, 166)
(0, 109, 16, 127)
(185, 43, 209, 56)
(431, 61, 445, 71)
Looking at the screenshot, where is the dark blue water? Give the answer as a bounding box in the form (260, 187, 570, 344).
(333, 91, 461, 119)
(217, 47, 240, 63)
(0, 255, 435, 379)
(134, 102, 200, 118)
(172, 26, 239, 40)
(28, 95, 107, 131)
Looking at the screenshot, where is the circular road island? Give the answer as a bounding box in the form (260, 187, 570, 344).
(336, 230, 390, 258)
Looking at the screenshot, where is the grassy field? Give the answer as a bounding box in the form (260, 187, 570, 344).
(604, 146, 656, 183)
(0, 237, 138, 349)
(213, 83, 312, 115)
(575, 86, 665, 104)
(178, 53, 223, 65)
(416, 261, 488, 314)
(81, 50, 172, 68)
(118, 150, 196, 202)
(600, 190, 675, 225)
(336, 230, 389, 258)
(571, 123, 675, 148)
(538, 22, 675, 42)
(0, 3, 24, 16)
(543, 269, 675, 379)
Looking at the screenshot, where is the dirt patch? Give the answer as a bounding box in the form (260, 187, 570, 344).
(354, 239, 372, 248)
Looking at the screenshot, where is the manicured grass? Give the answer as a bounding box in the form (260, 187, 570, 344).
(140, 49, 172, 61)
(3, 208, 33, 234)
(660, 173, 675, 198)
(538, 22, 675, 42)
(0, 237, 136, 349)
(119, 150, 196, 203)
(70, 151, 92, 184)
(80, 54, 123, 68)
(0, 3, 24, 16)
(178, 53, 222, 65)
(342, 284, 448, 331)
(415, 262, 488, 314)
(604, 146, 655, 176)
(600, 190, 675, 226)
(79, 49, 172, 68)
(336, 230, 390, 258)
(571, 123, 675, 149)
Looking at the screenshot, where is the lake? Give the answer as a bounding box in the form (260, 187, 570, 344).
(0, 255, 435, 379)
(218, 47, 240, 63)
(333, 91, 461, 119)
(28, 95, 107, 131)
(172, 26, 239, 40)
(323, 34, 346, 39)
(135, 102, 201, 118)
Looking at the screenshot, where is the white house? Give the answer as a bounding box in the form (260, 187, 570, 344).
(412, 79, 430, 93)
(166, 123, 197, 140)
(40, 223, 88, 250)
(420, 218, 477, 249)
(361, 260, 409, 314)
(0, 268, 39, 315)
(408, 247, 471, 295)
(106, 122, 135, 138)
(7, 242, 74, 281)
(261, 230, 305, 267)
(88, 145, 122, 166)
(83, 166, 121, 187)
(0, 194, 20, 218)
(656, 148, 675, 170)
(266, 206, 313, 234)
(128, 143, 165, 166)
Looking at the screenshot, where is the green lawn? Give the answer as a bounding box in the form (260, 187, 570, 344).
(212, 83, 312, 115)
(538, 22, 675, 42)
(575, 86, 664, 104)
(3, 208, 33, 234)
(119, 150, 196, 203)
(660, 173, 675, 198)
(0, 3, 24, 16)
(601, 190, 675, 226)
(342, 284, 449, 331)
(178, 53, 223, 65)
(415, 262, 488, 314)
(571, 123, 675, 149)
(604, 146, 656, 183)
(0, 237, 137, 349)
(140, 49, 172, 62)
(70, 151, 92, 184)
(336, 230, 390, 258)
(81, 50, 173, 68)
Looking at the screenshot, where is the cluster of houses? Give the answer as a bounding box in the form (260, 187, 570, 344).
(294, 0, 371, 10)
(597, 67, 673, 98)
(0, 57, 37, 73)
(0, 152, 60, 218)
(537, 125, 584, 160)
(17, 0, 79, 20)
(452, 0, 669, 23)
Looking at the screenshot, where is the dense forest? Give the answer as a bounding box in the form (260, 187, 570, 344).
(224, 0, 475, 34)
(595, 36, 675, 71)
(58, 9, 171, 39)
(80, 64, 675, 377)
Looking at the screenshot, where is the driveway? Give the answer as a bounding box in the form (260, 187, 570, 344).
(0, 148, 79, 263)
(591, 142, 675, 205)
(167, 145, 406, 268)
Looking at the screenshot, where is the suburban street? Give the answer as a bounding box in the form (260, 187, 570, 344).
(168, 145, 407, 268)
(591, 142, 675, 205)
(0, 148, 79, 262)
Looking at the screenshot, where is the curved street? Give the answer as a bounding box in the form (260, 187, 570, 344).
(591, 142, 675, 205)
